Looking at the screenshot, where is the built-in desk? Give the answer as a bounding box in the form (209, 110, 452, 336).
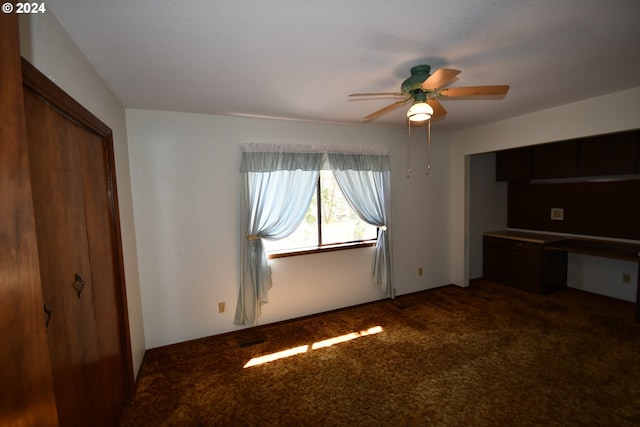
(484, 230, 640, 322)
(545, 237, 640, 322)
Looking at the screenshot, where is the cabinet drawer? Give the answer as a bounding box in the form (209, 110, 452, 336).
(509, 240, 541, 256)
(510, 241, 541, 265)
(484, 236, 509, 258)
(485, 236, 509, 250)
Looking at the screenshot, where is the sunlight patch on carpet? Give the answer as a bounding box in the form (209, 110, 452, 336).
(311, 326, 383, 350)
(243, 345, 309, 368)
(243, 326, 383, 368)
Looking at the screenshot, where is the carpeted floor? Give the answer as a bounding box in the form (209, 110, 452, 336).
(119, 280, 640, 426)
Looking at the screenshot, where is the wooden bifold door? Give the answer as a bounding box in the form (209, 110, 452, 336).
(22, 60, 133, 426)
(1, 15, 131, 424)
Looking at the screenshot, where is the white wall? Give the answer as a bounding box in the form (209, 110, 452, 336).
(469, 153, 508, 279)
(19, 13, 146, 376)
(126, 109, 454, 348)
(568, 255, 637, 302)
(451, 87, 640, 301)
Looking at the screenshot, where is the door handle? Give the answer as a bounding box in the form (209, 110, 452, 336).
(43, 300, 52, 329)
(74, 273, 86, 298)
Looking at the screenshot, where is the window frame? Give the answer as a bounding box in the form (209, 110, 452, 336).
(266, 174, 378, 259)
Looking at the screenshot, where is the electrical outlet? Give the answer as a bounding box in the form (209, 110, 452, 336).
(418, 267, 423, 276)
(622, 273, 631, 284)
(550, 208, 564, 220)
(218, 302, 226, 313)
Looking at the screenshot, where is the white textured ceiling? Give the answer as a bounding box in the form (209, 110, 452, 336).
(46, 0, 640, 131)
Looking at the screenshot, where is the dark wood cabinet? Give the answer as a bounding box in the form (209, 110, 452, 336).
(508, 240, 544, 293)
(483, 234, 567, 294)
(482, 236, 510, 285)
(532, 140, 578, 179)
(637, 131, 640, 173)
(496, 146, 532, 181)
(578, 131, 638, 176)
(496, 130, 639, 181)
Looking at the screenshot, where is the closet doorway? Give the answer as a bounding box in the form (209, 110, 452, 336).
(23, 59, 133, 426)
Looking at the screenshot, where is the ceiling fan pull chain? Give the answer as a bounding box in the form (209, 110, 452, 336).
(426, 120, 431, 175)
(406, 120, 412, 178)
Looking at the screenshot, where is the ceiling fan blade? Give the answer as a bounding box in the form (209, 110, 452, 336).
(420, 68, 461, 91)
(349, 97, 405, 102)
(349, 92, 404, 97)
(363, 99, 410, 122)
(439, 85, 510, 97)
(427, 98, 447, 119)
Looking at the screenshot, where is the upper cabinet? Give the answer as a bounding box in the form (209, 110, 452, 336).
(495, 146, 532, 181)
(532, 140, 578, 179)
(496, 130, 639, 181)
(578, 131, 638, 176)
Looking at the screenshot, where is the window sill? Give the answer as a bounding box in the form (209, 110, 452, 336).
(267, 240, 377, 259)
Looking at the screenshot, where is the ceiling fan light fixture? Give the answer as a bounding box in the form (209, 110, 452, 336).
(407, 101, 433, 122)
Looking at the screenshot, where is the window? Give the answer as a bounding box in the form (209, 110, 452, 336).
(263, 171, 378, 256)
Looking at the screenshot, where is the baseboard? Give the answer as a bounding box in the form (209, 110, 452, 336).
(146, 283, 458, 355)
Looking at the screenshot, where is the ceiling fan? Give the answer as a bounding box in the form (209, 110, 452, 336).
(349, 65, 509, 123)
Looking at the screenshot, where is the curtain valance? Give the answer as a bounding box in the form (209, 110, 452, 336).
(327, 152, 390, 172)
(240, 143, 388, 172)
(240, 150, 323, 172)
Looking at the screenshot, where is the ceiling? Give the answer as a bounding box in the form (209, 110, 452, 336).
(46, 0, 640, 131)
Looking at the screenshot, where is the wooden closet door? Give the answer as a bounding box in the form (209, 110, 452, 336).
(21, 58, 133, 426)
(77, 123, 128, 421)
(0, 13, 59, 426)
(24, 87, 108, 426)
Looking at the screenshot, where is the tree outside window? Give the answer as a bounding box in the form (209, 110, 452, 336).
(263, 171, 378, 253)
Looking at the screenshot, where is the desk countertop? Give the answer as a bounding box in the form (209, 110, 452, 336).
(483, 230, 567, 244)
(546, 238, 640, 262)
(484, 230, 640, 261)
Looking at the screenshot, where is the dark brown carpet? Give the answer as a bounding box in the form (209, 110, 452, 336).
(119, 280, 640, 426)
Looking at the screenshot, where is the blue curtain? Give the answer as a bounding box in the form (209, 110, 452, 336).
(234, 146, 323, 326)
(328, 152, 394, 298)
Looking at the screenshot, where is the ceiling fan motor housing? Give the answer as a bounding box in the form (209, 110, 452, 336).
(401, 65, 432, 95)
